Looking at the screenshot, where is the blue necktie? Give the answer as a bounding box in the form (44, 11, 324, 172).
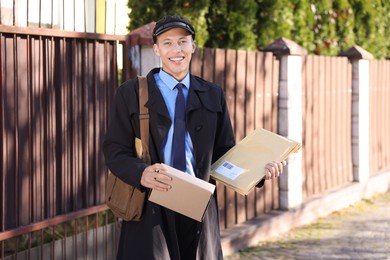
(172, 83, 186, 172)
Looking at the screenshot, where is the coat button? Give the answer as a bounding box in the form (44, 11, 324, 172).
(195, 125, 202, 131)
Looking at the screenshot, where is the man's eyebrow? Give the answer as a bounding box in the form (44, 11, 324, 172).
(160, 35, 190, 42)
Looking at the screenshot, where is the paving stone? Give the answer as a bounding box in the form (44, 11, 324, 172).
(225, 191, 390, 260)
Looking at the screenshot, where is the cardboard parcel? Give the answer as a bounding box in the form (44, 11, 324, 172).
(148, 164, 215, 222)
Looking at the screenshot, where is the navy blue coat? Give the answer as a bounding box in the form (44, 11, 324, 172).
(103, 68, 235, 260)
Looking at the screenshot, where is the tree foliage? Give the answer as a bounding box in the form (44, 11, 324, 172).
(254, 0, 294, 50)
(127, 0, 209, 46)
(383, 0, 390, 57)
(127, 0, 390, 58)
(205, 0, 257, 50)
(311, 0, 340, 55)
(349, 0, 387, 58)
(290, 0, 316, 53)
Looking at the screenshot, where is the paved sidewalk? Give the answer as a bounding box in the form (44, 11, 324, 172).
(225, 191, 390, 260)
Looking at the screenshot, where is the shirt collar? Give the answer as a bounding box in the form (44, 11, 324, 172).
(159, 69, 190, 90)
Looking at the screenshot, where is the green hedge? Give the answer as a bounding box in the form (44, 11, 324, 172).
(127, 0, 390, 58)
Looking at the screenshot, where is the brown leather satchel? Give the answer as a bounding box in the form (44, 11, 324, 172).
(105, 76, 150, 221)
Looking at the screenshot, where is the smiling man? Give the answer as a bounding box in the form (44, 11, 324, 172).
(103, 15, 286, 260)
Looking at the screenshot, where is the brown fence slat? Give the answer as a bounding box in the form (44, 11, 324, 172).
(0, 33, 3, 233)
(346, 61, 353, 180)
(271, 56, 280, 209)
(328, 57, 335, 187)
(301, 56, 307, 198)
(190, 48, 202, 77)
(385, 61, 390, 168)
(340, 57, 347, 185)
(271, 56, 279, 134)
(213, 48, 227, 228)
(316, 56, 325, 194)
(342, 57, 353, 184)
(46, 36, 57, 219)
(325, 56, 332, 190)
(375, 60, 380, 172)
(377, 60, 384, 171)
(302, 55, 312, 198)
(262, 52, 274, 213)
(329, 57, 337, 188)
(225, 49, 237, 228)
(262, 53, 273, 131)
(203, 48, 215, 82)
(235, 50, 247, 224)
(377, 61, 389, 172)
(377, 61, 384, 171)
(30, 36, 40, 222)
(338, 57, 346, 185)
(86, 40, 96, 207)
(332, 56, 339, 186)
(370, 61, 378, 174)
(0, 35, 2, 234)
(338, 57, 345, 185)
(311, 55, 321, 196)
(254, 52, 265, 130)
(245, 52, 256, 133)
(235, 50, 246, 142)
(245, 51, 256, 219)
(96, 40, 106, 204)
(254, 51, 266, 215)
(3, 35, 17, 230)
(16, 35, 30, 226)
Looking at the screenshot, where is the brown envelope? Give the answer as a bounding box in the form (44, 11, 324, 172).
(148, 164, 216, 222)
(210, 128, 301, 195)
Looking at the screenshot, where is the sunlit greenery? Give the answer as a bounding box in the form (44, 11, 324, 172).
(127, 0, 390, 58)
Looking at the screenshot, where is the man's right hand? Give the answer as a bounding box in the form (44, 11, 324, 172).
(140, 164, 172, 192)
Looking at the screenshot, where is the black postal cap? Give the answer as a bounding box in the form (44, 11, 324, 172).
(153, 15, 195, 43)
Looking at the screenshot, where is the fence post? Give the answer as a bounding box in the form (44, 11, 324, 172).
(339, 46, 373, 182)
(264, 38, 306, 210)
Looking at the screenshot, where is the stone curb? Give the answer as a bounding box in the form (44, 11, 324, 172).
(221, 170, 390, 257)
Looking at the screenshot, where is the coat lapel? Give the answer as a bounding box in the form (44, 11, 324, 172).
(144, 71, 171, 162)
(145, 71, 170, 119)
(187, 75, 209, 113)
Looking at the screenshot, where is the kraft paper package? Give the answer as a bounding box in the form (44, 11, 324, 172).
(210, 128, 301, 195)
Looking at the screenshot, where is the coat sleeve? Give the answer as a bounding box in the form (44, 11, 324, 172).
(102, 80, 148, 190)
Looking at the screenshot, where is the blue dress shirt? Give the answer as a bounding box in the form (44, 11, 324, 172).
(154, 70, 196, 176)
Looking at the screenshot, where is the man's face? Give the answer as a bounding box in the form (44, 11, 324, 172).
(153, 27, 196, 81)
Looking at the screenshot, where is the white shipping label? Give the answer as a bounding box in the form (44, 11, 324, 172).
(215, 161, 244, 180)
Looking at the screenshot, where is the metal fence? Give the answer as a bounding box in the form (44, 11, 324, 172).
(0, 25, 123, 259)
(369, 60, 390, 175)
(301, 55, 353, 199)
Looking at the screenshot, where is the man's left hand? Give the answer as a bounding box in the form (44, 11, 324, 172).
(264, 160, 287, 180)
